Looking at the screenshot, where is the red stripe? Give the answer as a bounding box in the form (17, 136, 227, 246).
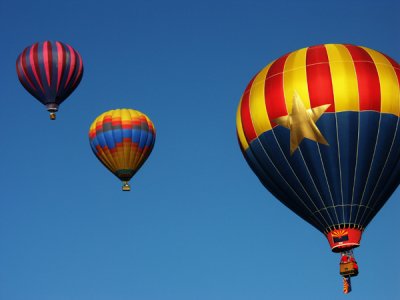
(47, 42, 53, 87)
(112, 118, 122, 126)
(30, 43, 45, 93)
(65, 45, 76, 88)
(265, 54, 289, 126)
(56, 42, 64, 92)
(43, 41, 51, 86)
(345, 45, 381, 112)
(122, 124, 133, 129)
(71, 51, 83, 87)
(306, 45, 335, 112)
(240, 77, 257, 143)
(18, 51, 36, 91)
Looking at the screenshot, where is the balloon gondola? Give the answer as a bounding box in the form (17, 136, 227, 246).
(16, 41, 83, 120)
(89, 108, 156, 191)
(236, 44, 400, 293)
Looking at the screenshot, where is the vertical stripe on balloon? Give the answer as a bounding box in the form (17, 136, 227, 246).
(249, 63, 273, 136)
(265, 54, 289, 125)
(240, 77, 258, 144)
(17, 52, 36, 92)
(43, 41, 51, 86)
(283, 47, 311, 112)
(361, 47, 400, 115)
(306, 45, 335, 112)
(325, 44, 359, 112)
(30, 43, 45, 94)
(236, 96, 250, 150)
(345, 45, 381, 112)
(56, 42, 64, 92)
(65, 45, 76, 89)
(72, 52, 83, 88)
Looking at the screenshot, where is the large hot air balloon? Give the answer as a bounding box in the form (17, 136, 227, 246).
(236, 44, 400, 293)
(89, 108, 156, 191)
(16, 41, 83, 120)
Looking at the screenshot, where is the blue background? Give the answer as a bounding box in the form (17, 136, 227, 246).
(0, 0, 399, 299)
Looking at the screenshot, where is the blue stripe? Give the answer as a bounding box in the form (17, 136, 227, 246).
(298, 116, 339, 225)
(350, 112, 380, 223)
(62, 48, 82, 101)
(245, 139, 324, 230)
(316, 114, 342, 220)
(358, 114, 400, 226)
(138, 128, 149, 149)
(336, 112, 358, 223)
(90, 130, 155, 151)
(112, 127, 123, 144)
(58, 42, 71, 98)
(104, 130, 116, 149)
(37, 42, 53, 103)
(249, 129, 329, 231)
(50, 42, 59, 100)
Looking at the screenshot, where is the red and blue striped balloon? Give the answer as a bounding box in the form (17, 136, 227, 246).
(16, 41, 83, 119)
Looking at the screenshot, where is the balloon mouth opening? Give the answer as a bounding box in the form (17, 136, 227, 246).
(331, 243, 360, 253)
(115, 169, 134, 180)
(46, 103, 59, 120)
(326, 228, 363, 253)
(46, 103, 59, 112)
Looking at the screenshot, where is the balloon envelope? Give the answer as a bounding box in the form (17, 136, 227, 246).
(89, 108, 156, 191)
(16, 41, 83, 119)
(236, 44, 400, 251)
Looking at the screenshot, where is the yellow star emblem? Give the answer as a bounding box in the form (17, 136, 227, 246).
(273, 91, 330, 155)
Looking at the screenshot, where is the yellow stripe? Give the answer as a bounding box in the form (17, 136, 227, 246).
(121, 108, 133, 122)
(362, 47, 400, 116)
(120, 109, 132, 168)
(249, 63, 272, 135)
(325, 44, 359, 112)
(236, 96, 249, 150)
(283, 47, 310, 112)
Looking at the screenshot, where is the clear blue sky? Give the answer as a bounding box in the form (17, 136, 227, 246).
(0, 0, 399, 299)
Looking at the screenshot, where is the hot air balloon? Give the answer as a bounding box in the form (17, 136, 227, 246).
(89, 108, 156, 191)
(16, 41, 83, 120)
(236, 44, 400, 293)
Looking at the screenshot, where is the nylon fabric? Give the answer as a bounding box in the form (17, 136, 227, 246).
(237, 44, 400, 234)
(16, 41, 83, 106)
(89, 109, 156, 182)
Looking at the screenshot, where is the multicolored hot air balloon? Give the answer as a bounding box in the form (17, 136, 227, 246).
(236, 44, 400, 293)
(89, 109, 156, 191)
(16, 41, 83, 120)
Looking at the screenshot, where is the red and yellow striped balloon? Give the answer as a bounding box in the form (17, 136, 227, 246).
(236, 43, 400, 293)
(236, 44, 400, 251)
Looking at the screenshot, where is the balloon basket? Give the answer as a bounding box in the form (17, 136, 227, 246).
(50, 112, 56, 120)
(122, 182, 131, 191)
